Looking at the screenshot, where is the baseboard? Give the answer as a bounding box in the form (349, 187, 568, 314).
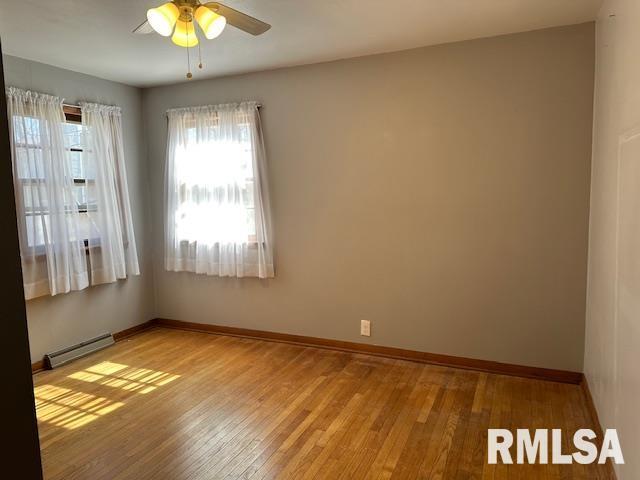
(31, 319, 156, 374)
(112, 320, 156, 342)
(30, 317, 584, 384)
(31, 360, 44, 374)
(580, 374, 617, 479)
(153, 318, 582, 384)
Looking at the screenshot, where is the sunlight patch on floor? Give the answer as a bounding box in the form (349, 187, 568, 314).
(34, 362, 180, 430)
(35, 384, 124, 430)
(67, 361, 180, 394)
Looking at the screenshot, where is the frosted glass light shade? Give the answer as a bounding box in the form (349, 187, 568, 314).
(195, 6, 226, 39)
(172, 20, 199, 47)
(147, 2, 179, 37)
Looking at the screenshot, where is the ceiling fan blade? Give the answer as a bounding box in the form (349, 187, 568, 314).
(133, 20, 154, 34)
(205, 2, 271, 35)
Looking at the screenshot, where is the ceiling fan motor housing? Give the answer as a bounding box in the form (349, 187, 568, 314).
(177, 1, 196, 21)
(175, 1, 220, 22)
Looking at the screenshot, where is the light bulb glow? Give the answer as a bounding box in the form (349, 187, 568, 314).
(194, 6, 226, 39)
(147, 2, 179, 37)
(172, 20, 199, 47)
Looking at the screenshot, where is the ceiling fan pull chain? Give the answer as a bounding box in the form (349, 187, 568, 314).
(186, 20, 193, 79)
(198, 41, 203, 70)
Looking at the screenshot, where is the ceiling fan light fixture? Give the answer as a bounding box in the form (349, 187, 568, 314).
(147, 2, 180, 37)
(172, 20, 199, 47)
(195, 6, 227, 39)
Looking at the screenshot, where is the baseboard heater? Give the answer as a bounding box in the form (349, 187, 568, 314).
(44, 333, 115, 369)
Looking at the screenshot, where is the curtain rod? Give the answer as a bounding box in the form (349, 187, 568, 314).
(164, 104, 263, 117)
(65, 103, 263, 112)
(64, 103, 263, 110)
(166, 103, 263, 111)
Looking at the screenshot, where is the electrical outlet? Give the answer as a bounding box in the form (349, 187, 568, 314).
(360, 319, 371, 337)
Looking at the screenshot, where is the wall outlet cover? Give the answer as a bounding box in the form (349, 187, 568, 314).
(361, 319, 371, 337)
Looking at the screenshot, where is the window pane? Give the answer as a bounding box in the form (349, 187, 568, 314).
(246, 208, 256, 236)
(63, 122, 85, 150)
(84, 158, 96, 180)
(25, 215, 48, 247)
(73, 185, 87, 208)
(72, 186, 97, 213)
(241, 156, 254, 178)
(243, 180, 254, 208)
(74, 213, 97, 242)
(85, 183, 97, 207)
(13, 115, 41, 145)
(15, 147, 45, 180)
(22, 184, 48, 212)
(244, 181, 257, 237)
(68, 150, 84, 178)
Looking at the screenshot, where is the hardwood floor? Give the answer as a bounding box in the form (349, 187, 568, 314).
(34, 328, 612, 479)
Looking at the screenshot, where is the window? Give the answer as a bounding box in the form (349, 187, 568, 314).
(13, 106, 96, 249)
(7, 87, 140, 299)
(165, 102, 274, 278)
(175, 118, 257, 244)
(62, 106, 98, 247)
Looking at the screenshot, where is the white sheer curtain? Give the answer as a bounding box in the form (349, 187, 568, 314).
(6, 87, 89, 299)
(81, 102, 140, 284)
(165, 102, 274, 278)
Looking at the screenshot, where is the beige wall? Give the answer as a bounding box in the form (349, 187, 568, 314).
(586, 0, 640, 477)
(144, 23, 595, 372)
(2, 55, 155, 362)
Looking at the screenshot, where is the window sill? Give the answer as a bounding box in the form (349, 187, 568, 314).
(24, 239, 129, 261)
(177, 239, 263, 248)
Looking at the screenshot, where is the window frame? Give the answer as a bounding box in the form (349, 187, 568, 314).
(15, 106, 98, 253)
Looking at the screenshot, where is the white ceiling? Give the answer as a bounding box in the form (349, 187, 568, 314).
(0, 0, 602, 88)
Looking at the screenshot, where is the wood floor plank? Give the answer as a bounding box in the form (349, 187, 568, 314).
(33, 328, 613, 480)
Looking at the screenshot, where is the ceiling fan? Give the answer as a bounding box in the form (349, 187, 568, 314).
(134, 0, 270, 79)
